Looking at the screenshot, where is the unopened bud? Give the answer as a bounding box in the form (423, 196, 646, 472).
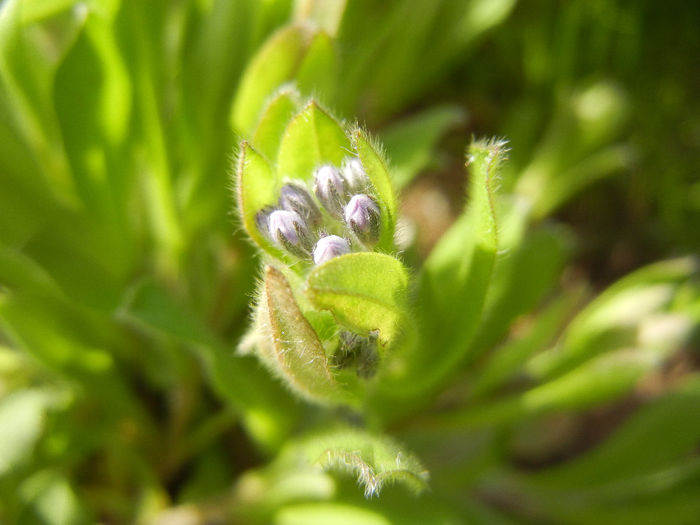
(341, 157, 369, 194)
(279, 183, 321, 227)
(255, 206, 274, 239)
(313, 235, 350, 265)
(267, 209, 313, 257)
(313, 165, 347, 218)
(344, 194, 381, 246)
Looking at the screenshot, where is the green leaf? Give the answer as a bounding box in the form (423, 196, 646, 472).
(0, 245, 62, 300)
(0, 389, 51, 476)
(306, 253, 409, 346)
(0, 0, 85, 202)
(262, 265, 348, 404)
(470, 290, 583, 399)
(291, 427, 429, 497)
(350, 129, 397, 251)
(54, 8, 131, 153)
(231, 25, 309, 135)
(431, 351, 655, 430)
(460, 0, 518, 37)
(251, 86, 301, 162)
(381, 104, 466, 190)
(276, 503, 390, 525)
(235, 141, 288, 260)
(122, 280, 219, 349)
(19, 470, 90, 525)
(551, 485, 700, 525)
(528, 257, 697, 379)
(530, 375, 700, 489)
(515, 82, 629, 219)
(122, 278, 299, 451)
(396, 139, 503, 393)
(116, 1, 183, 276)
(296, 30, 337, 101)
(468, 218, 572, 362)
(293, 0, 347, 36)
(53, 7, 136, 281)
(0, 293, 119, 385)
(277, 100, 350, 182)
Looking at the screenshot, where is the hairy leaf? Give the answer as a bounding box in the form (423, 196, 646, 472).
(277, 100, 350, 182)
(292, 427, 429, 497)
(350, 129, 397, 251)
(235, 141, 287, 259)
(394, 139, 504, 393)
(252, 86, 301, 162)
(307, 253, 409, 346)
(263, 266, 348, 404)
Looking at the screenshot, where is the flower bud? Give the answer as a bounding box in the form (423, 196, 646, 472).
(279, 183, 321, 227)
(341, 157, 369, 194)
(267, 209, 313, 257)
(344, 194, 381, 246)
(313, 235, 350, 265)
(313, 165, 347, 218)
(255, 206, 274, 239)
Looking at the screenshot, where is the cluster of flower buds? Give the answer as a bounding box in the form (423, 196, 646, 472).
(256, 157, 382, 265)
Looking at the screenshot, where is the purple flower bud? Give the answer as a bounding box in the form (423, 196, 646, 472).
(255, 206, 274, 239)
(267, 209, 313, 257)
(341, 157, 369, 194)
(313, 235, 350, 265)
(344, 194, 381, 246)
(279, 183, 321, 227)
(313, 165, 347, 218)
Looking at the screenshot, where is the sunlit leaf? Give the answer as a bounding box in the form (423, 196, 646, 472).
(350, 129, 397, 251)
(394, 139, 503, 393)
(276, 503, 390, 525)
(251, 86, 301, 162)
(307, 253, 409, 346)
(263, 265, 348, 404)
(296, 30, 337, 101)
(0, 389, 51, 476)
(231, 25, 309, 135)
(290, 427, 429, 497)
(19, 470, 90, 525)
(529, 257, 697, 379)
(235, 141, 288, 260)
(468, 219, 572, 362)
(294, 0, 347, 36)
(277, 100, 350, 182)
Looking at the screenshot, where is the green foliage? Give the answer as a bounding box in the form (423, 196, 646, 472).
(289, 427, 429, 497)
(258, 266, 346, 405)
(0, 0, 698, 524)
(307, 253, 408, 346)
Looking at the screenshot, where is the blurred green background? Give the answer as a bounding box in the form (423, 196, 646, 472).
(0, 0, 698, 523)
